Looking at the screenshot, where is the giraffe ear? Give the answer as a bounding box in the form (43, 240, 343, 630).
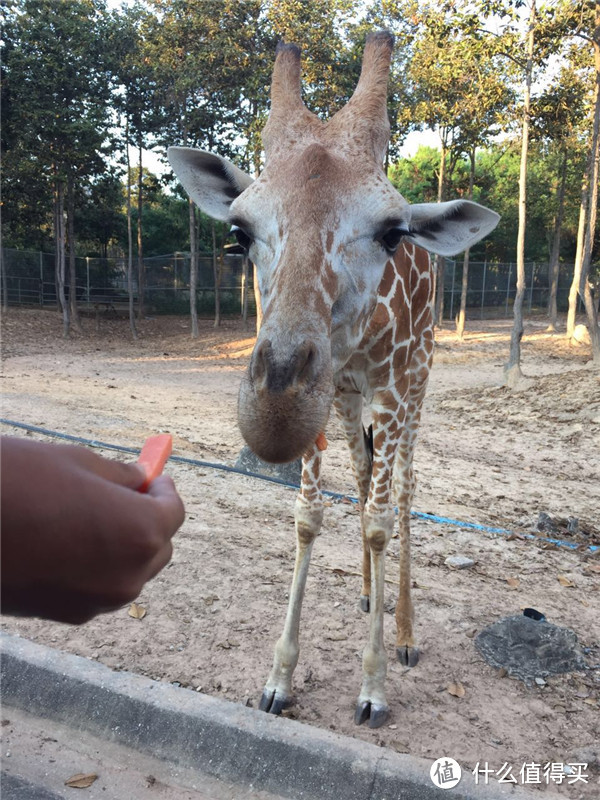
(167, 147, 254, 222)
(407, 200, 500, 257)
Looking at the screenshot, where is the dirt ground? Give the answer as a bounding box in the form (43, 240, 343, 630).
(2, 308, 599, 798)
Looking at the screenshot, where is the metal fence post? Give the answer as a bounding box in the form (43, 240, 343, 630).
(39, 251, 44, 306)
(449, 258, 456, 321)
(86, 257, 90, 309)
(481, 260, 487, 319)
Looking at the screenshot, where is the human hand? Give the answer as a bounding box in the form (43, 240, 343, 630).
(1, 436, 185, 623)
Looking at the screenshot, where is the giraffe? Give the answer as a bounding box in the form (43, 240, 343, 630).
(168, 32, 499, 728)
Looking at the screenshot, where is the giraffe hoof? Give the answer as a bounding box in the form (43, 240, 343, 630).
(396, 645, 419, 667)
(359, 595, 370, 613)
(259, 688, 291, 715)
(354, 701, 389, 728)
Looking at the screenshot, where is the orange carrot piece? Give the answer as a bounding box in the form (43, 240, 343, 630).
(315, 431, 328, 451)
(137, 434, 173, 493)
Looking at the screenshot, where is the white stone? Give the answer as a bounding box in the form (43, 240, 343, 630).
(445, 555, 475, 570)
(572, 324, 591, 345)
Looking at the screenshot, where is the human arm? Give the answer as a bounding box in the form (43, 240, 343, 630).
(0, 437, 185, 624)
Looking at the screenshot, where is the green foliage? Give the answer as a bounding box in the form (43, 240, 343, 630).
(2, 0, 598, 278)
(389, 141, 591, 262)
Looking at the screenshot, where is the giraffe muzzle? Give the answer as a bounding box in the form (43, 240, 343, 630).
(238, 337, 334, 463)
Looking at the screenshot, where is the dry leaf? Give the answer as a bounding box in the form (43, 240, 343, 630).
(584, 564, 600, 574)
(65, 773, 98, 789)
(506, 577, 520, 589)
(583, 698, 598, 706)
(447, 682, 466, 698)
(558, 575, 575, 588)
(202, 595, 219, 606)
(128, 602, 146, 619)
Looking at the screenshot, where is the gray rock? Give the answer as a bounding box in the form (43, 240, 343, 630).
(235, 445, 302, 485)
(475, 614, 587, 686)
(445, 555, 476, 570)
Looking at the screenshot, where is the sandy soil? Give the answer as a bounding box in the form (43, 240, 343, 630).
(2, 308, 599, 797)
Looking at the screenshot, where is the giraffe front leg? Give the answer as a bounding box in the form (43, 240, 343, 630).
(394, 367, 429, 668)
(394, 445, 418, 667)
(259, 448, 323, 715)
(395, 504, 419, 667)
(354, 506, 394, 728)
(353, 394, 406, 728)
(333, 392, 372, 613)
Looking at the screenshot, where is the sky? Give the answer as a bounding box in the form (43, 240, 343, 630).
(143, 127, 440, 180)
(106, 0, 442, 178)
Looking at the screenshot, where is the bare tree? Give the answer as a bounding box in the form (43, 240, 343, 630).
(54, 179, 70, 339)
(505, 0, 536, 388)
(125, 119, 138, 341)
(547, 148, 568, 331)
(566, 0, 600, 361)
(67, 175, 82, 333)
(457, 147, 476, 340)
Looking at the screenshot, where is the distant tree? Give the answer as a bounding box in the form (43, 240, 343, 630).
(3, 0, 112, 336)
(399, 2, 514, 328)
(111, 1, 159, 327)
(149, 0, 260, 334)
(532, 57, 589, 331)
(75, 172, 127, 258)
(561, 0, 600, 361)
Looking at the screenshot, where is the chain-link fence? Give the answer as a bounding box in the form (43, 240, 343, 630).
(439, 258, 580, 320)
(0, 248, 255, 317)
(0, 247, 583, 319)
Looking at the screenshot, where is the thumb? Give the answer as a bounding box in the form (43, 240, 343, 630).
(145, 475, 186, 534)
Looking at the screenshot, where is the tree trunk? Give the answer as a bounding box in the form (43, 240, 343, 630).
(212, 221, 220, 327)
(457, 147, 476, 339)
(547, 148, 568, 331)
(505, 0, 535, 388)
(433, 141, 447, 328)
(55, 181, 70, 338)
(125, 124, 138, 341)
(567, 182, 587, 338)
(137, 142, 145, 320)
(579, 3, 600, 362)
(189, 198, 199, 338)
(67, 176, 82, 333)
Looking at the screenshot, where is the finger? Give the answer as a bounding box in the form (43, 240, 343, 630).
(140, 540, 174, 584)
(146, 475, 186, 535)
(66, 446, 147, 489)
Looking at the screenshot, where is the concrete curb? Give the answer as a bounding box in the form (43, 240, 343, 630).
(1, 632, 543, 800)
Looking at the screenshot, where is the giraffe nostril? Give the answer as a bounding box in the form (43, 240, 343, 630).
(295, 341, 317, 386)
(252, 339, 272, 384)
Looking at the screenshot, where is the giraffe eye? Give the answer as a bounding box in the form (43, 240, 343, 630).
(231, 225, 253, 253)
(378, 227, 410, 254)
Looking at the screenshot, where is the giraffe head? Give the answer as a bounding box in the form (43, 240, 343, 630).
(169, 33, 499, 463)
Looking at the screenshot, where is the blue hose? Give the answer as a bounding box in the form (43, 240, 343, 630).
(1, 418, 597, 554)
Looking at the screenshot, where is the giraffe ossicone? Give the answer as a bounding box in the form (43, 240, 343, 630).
(168, 31, 499, 728)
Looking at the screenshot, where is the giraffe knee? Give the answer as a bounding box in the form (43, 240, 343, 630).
(294, 495, 323, 546)
(363, 510, 394, 554)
